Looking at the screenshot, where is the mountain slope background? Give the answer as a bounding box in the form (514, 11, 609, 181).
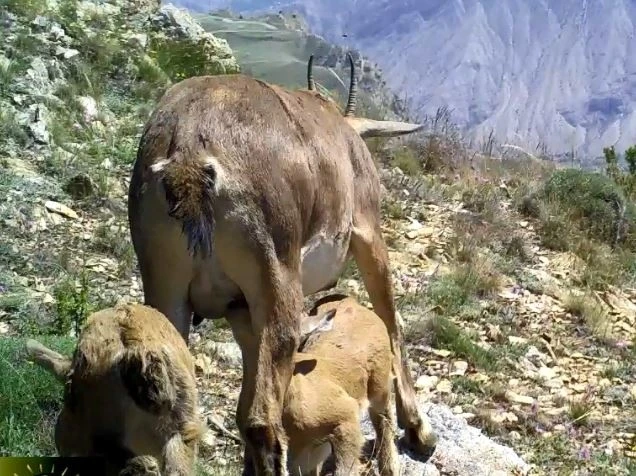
(193, 11, 408, 120)
(173, 0, 636, 163)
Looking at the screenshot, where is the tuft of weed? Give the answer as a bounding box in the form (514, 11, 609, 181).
(562, 292, 610, 338)
(388, 146, 422, 176)
(461, 183, 503, 222)
(53, 270, 94, 337)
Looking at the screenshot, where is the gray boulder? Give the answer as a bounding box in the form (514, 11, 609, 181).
(361, 401, 530, 475)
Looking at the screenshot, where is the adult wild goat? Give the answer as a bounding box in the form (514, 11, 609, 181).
(128, 54, 436, 474)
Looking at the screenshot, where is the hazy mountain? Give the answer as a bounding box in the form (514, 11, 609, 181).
(171, 0, 636, 161)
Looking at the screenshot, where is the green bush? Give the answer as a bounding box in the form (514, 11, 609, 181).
(1, 0, 48, 20)
(389, 146, 422, 176)
(0, 106, 28, 148)
(538, 169, 629, 247)
(604, 145, 636, 199)
(54, 271, 93, 337)
(148, 36, 229, 83)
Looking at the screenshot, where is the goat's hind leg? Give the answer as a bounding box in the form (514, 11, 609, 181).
(368, 394, 400, 476)
(216, 227, 303, 475)
(131, 213, 195, 341)
(326, 394, 363, 476)
(350, 219, 437, 459)
(330, 419, 363, 476)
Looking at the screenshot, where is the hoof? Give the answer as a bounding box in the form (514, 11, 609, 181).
(192, 313, 204, 326)
(403, 427, 437, 462)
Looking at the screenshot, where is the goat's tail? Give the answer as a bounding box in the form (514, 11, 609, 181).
(149, 140, 220, 258)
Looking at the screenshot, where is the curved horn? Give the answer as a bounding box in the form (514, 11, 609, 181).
(307, 55, 316, 91)
(344, 52, 358, 117)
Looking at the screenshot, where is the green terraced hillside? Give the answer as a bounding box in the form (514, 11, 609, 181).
(194, 12, 398, 116)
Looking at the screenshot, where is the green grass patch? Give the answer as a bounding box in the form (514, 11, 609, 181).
(426, 261, 501, 316)
(0, 335, 76, 456)
(1, 0, 49, 21)
(426, 316, 498, 370)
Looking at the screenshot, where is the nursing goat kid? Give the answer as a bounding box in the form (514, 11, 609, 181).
(227, 294, 400, 476)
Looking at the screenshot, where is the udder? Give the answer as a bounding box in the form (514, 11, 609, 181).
(189, 230, 351, 320)
(300, 231, 351, 295)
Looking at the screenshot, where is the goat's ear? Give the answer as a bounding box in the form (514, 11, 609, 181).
(299, 309, 336, 337)
(25, 338, 72, 382)
(300, 309, 336, 336)
(298, 309, 337, 352)
(313, 309, 336, 334)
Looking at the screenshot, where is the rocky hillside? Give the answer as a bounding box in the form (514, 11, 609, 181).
(1, 0, 636, 475)
(175, 0, 636, 164)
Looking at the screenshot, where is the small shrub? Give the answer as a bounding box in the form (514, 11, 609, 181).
(0, 57, 20, 96)
(517, 194, 542, 218)
(537, 213, 577, 251)
(425, 260, 500, 316)
(604, 145, 636, 199)
(541, 168, 628, 247)
(53, 271, 94, 336)
(389, 146, 421, 176)
(451, 375, 482, 394)
(461, 183, 502, 221)
(0, 107, 28, 148)
(503, 234, 530, 262)
(381, 198, 407, 220)
(452, 259, 501, 299)
(12, 32, 46, 58)
(1, 0, 48, 20)
(568, 395, 593, 428)
(426, 275, 471, 315)
(148, 35, 229, 82)
(574, 240, 626, 290)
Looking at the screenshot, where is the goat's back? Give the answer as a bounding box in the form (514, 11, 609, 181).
(71, 303, 194, 379)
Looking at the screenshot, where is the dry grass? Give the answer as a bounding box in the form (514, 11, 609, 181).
(562, 292, 611, 339)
